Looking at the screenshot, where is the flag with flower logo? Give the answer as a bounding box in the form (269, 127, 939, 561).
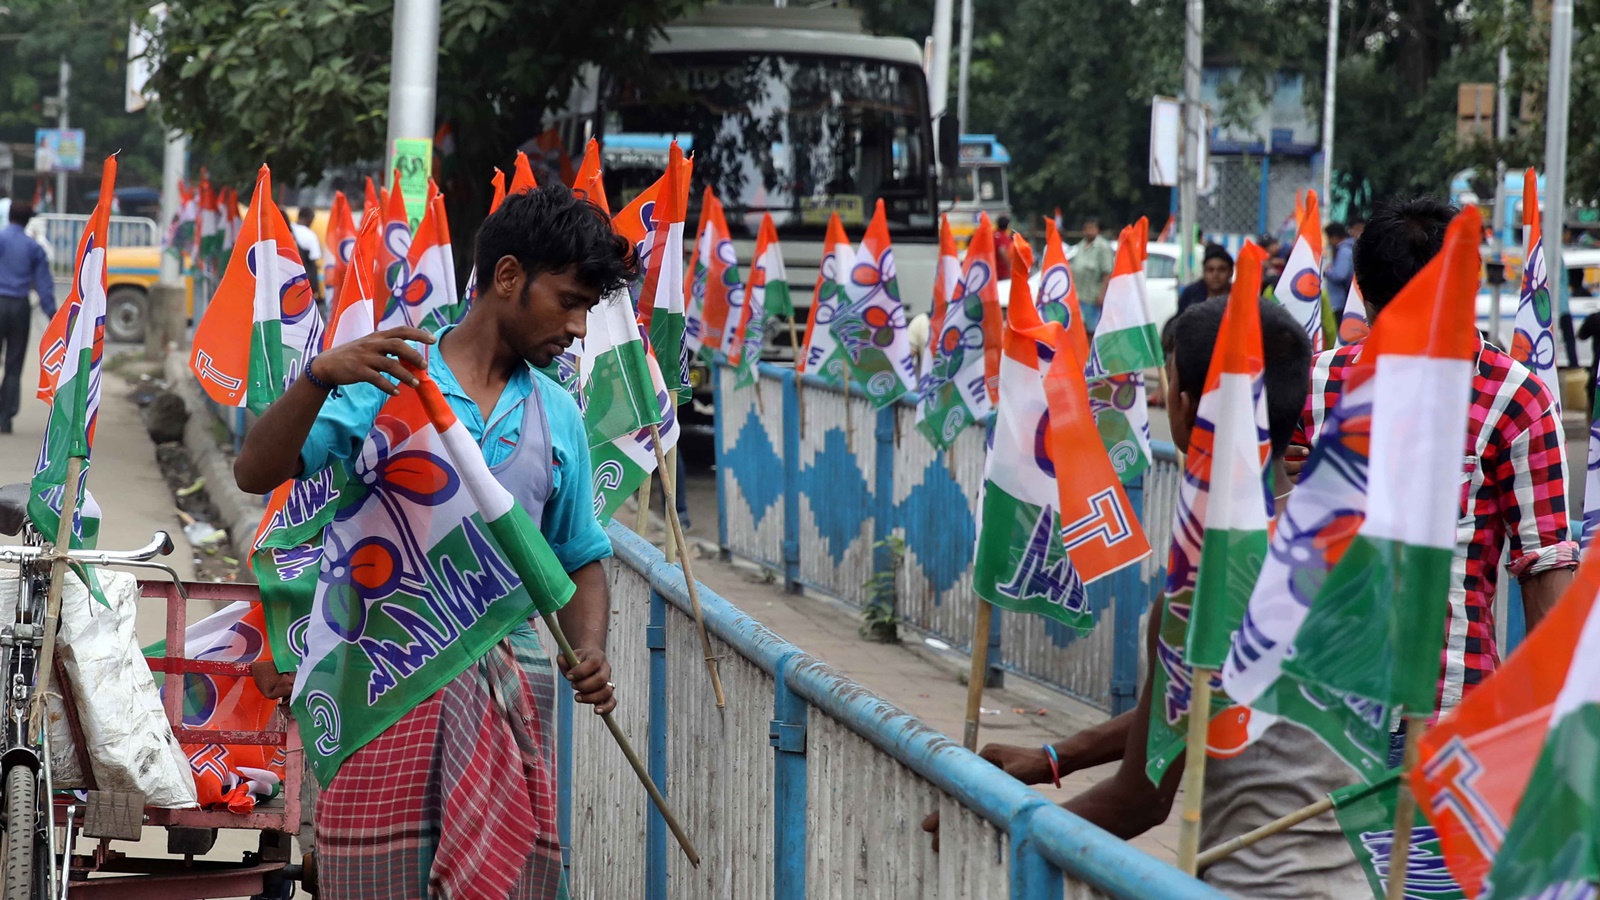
(917, 214, 999, 449)
(1511, 167, 1560, 415)
(799, 213, 857, 387)
(829, 200, 917, 408)
(685, 187, 744, 363)
(1273, 189, 1326, 351)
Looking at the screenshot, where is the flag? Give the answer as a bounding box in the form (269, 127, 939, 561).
(363, 176, 383, 223)
(196, 172, 223, 277)
(1145, 243, 1280, 783)
(167, 178, 196, 263)
(916, 213, 999, 449)
(635, 144, 691, 404)
(684, 187, 744, 363)
(1407, 551, 1600, 897)
(221, 187, 240, 255)
(798, 213, 857, 386)
(488, 168, 507, 213)
(1038, 218, 1089, 358)
(1079, 219, 1155, 484)
(728, 213, 787, 387)
(377, 174, 416, 329)
(1090, 218, 1162, 376)
(462, 169, 509, 312)
(189, 165, 323, 415)
(591, 348, 680, 523)
(829, 199, 917, 408)
(972, 245, 1150, 633)
(1274, 189, 1326, 352)
(510, 150, 538, 195)
(1511, 167, 1560, 415)
(1278, 207, 1481, 720)
(396, 183, 457, 332)
(290, 365, 579, 784)
(1338, 279, 1372, 347)
(29, 155, 115, 555)
(1333, 772, 1467, 900)
(323, 190, 357, 309)
(580, 286, 661, 448)
(917, 214, 963, 406)
(572, 138, 609, 213)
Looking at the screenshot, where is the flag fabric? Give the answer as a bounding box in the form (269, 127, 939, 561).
(1585, 385, 1600, 549)
(1089, 218, 1162, 376)
(728, 213, 788, 387)
(363, 176, 383, 223)
(29, 155, 115, 555)
(973, 247, 1150, 634)
(510, 151, 538, 194)
(1333, 772, 1467, 900)
(196, 173, 223, 278)
(829, 200, 918, 408)
(580, 287, 661, 448)
(916, 215, 964, 429)
(1408, 550, 1600, 897)
(221, 187, 241, 255)
(1511, 167, 1560, 415)
(1277, 208, 1481, 720)
(1038, 219, 1089, 357)
(377, 173, 415, 329)
(684, 187, 745, 363)
(1080, 221, 1155, 485)
(636, 144, 691, 404)
(323, 190, 357, 309)
(396, 183, 457, 332)
(572, 138, 609, 213)
(1338, 279, 1372, 347)
(799, 213, 857, 386)
(591, 348, 680, 523)
(916, 213, 999, 449)
(290, 365, 578, 784)
(1274, 189, 1326, 352)
(189, 165, 323, 415)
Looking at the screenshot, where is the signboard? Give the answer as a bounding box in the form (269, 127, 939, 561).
(126, 5, 168, 113)
(800, 194, 864, 228)
(1148, 97, 1212, 191)
(389, 137, 432, 230)
(35, 129, 85, 173)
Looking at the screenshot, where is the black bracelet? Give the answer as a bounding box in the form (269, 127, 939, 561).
(303, 359, 334, 393)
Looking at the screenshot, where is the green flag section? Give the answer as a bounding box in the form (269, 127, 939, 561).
(1086, 374, 1153, 484)
(1281, 208, 1484, 717)
(580, 286, 661, 449)
(1089, 217, 1162, 377)
(798, 213, 859, 389)
(291, 368, 575, 785)
(591, 350, 679, 523)
(828, 200, 917, 409)
(728, 213, 787, 388)
(634, 143, 692, 404)
(1332, 773, 1467, 900)
(253, 543, 321, 671)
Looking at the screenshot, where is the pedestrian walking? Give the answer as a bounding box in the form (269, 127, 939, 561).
(1070, 216, 1116, 331)
(0, 202, 56, 433)
(1177, 244, 1233, 315)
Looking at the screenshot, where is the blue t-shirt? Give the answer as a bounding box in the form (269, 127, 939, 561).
(298, 329, 612, 574)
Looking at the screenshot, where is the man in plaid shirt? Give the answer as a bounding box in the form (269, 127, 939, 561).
(1288, 197, 1578, 719)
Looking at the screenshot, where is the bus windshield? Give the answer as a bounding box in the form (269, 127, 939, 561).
(607, 51, 936, 239)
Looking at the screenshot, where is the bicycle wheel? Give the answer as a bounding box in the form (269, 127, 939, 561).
(1, 765, 34, 900)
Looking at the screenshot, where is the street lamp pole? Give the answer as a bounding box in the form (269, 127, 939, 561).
(1543, 0, 1573, 306)
(56, 55, 69, 211)
(384, 0, 440, 174)
(1178, 0, 1203, 283)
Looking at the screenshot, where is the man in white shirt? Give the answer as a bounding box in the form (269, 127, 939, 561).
(289, 207, 324, 307)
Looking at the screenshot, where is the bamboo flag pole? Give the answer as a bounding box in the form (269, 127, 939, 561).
(1196, 794, 1335, 867)
(663, 447, 679, 565)
(650, 424, 726, 710)
(840, 356, 856, 455)
(1384, 716, 1427, 900)
(791, 317, 806, 435)
(540, 608, 699, 865)
(1175, 666, 1216, 875)
(633, 475, 653, 539)
(30, 456, 83, 733)
(961, 599, 995, 751)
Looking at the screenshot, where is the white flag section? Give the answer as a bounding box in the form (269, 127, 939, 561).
(591, 352, 680, 523)
(579, 290, 661, 449)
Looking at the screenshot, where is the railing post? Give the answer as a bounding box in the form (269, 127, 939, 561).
(872, 405, 896, 596)
(713, 363, 731, 561)
(780, 369, 802, 593)
(770, 652, 809, 900)
(557, 668, 574, 878)
(646, 588, 669, 900)
(1009, 803, 1065, 899)
(1111, 474, 1147, 715)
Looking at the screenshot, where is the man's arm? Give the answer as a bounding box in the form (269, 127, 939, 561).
(971, 709, 1134, 785)
(1500, 388, 1581, 632)
(32, 244, 55, 317)
(555, 561, 616, 715)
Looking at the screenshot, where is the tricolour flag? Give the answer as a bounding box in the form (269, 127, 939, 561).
(1090, 217, 1161, 376)
(580, 285, 661, 448)
(916, 213, 999, 450)
(684, 187, 744, 363)
(1280, 206, 1482, 717)
(396, 183, 456, 332)
(1273, 189, 1326, 351)
(973, 245, 1150, 633)
(1080, 222, 1155, 485)
(323, 190, 357, 310)
(1409, 548, 1600, 897)
(917, 214, 963, 417)
(635, 144, 692, 404)
(728, 213, 788, 387)
(829, 199, 917, 408)
(377, 173, 416, 329)
(168, 178, 197, 264)
(1333, 772, 1467, 900)
(1038, 218, 1089, 358)
(1511, 167, 1560, 415)
(1337, 279, 1371, 347)
(798, 213, 856, 386)
(190, 165, 323, 415)
(591, 348, 680, 523)
(291, 365, 578, 784)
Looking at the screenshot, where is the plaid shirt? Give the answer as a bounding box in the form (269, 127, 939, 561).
(1293, 339, 1579, 714)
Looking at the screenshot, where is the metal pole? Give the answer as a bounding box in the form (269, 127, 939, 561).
(158, 131, 186, 289)
(1320, 0, 1338, 214)
(956, 0, 975, 134)
(1489, 32, 1510, 345)
(56, 55, 70, 211)
(1543, 0, 1573, 308)
(1178, 0, 1202, 283)
(929, 0, 953, 120)
(384, 0, 441, 173)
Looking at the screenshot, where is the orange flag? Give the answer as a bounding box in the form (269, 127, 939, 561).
(572, 138, 609, 214)
(510, 151, 538, 194)
(1040, 217, 1090, 365)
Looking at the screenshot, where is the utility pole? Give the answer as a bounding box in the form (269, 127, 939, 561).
(1178, 0, 1202, 283)
(56, 55, 69, 212)
(957, 0, 974, 136)
(929, 0, 953, 121)
(1320, 0, 1338, 213)
(1489, 18, 1511, 345)
(148, 129, 187, 358)
(384, 0, 441, 174)
(1543, 0, 1573, 304)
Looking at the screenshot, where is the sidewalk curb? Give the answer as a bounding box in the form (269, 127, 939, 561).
(162, 354, 261, 562)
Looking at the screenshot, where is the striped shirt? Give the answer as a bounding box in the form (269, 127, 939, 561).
(1292, 339, 1579, 714)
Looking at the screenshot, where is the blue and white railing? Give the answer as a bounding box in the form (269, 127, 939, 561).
(714, 362, 1183, 714)
(556, 524, 1223, 899)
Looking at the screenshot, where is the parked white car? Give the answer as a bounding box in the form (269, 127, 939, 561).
(1477, 247, 1600, 368)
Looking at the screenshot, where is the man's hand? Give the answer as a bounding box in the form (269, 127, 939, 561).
(308, 327, 436, 395)
(250, 659, 295, 701)
(921, 742, 1054, 852)
(558, 646, 616, 715)
(1283, 444, 1311, 482)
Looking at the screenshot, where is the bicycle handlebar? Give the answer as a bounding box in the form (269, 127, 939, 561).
(0, 531, 175, 566)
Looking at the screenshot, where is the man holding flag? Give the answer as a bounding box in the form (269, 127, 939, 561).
(234, 184, 630, 899)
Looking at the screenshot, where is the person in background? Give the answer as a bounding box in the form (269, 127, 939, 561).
(1070, 216, 1116, 332)
(0, 188, 10, 227)
(1323, 221, 1354, 313)
(289, 207, 324, 309)
(1347, 216, 1366, 241)
(1259, 234, 1285, 288)
(1177, 244, 1233, 315)
(0, 202, 56, 434)
(993, 215, 1016, 282)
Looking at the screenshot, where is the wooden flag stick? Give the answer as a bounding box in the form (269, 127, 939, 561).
(1196, 794, 1335, 868)
(841, 357, 856, 455)
(633, 475, 653, 539)
(541, 608, 700, 866)
(961, 599, 995, 751)
(1175, 666, 1215, 875)
(30, 456, 83, 733)
(650, 424, 727, 710)
(663, 447, 680, 565)
(1384, 716, 1427, 900)
(788, 315, 805, 434)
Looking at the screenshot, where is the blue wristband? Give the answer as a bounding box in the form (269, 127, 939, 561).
(303, 359, 334, 393)
(1043, 744, 1062, 788)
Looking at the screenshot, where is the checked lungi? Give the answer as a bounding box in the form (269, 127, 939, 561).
(314, 623, 568, 900)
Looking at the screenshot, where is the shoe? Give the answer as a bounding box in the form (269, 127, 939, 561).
(0, 421, 11, 434)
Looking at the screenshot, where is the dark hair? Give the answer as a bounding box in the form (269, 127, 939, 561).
(1349, 217, 1367, 229)
(996, 215, 1011, 231)
(473, 183, 637, 298)
(8, 203, 32, 227)
(1354, 196, 1456, 311)
(1162, 297, 1311, 456)
(1324, 222, 1349, 240)
(1203, 243, 1233, 267)
(297, 207, 315, 225)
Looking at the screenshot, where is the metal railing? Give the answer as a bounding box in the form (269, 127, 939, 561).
(714, 362, 1182, 714)
(557, 524, 1223, 899)
(36, 214, 161, 278)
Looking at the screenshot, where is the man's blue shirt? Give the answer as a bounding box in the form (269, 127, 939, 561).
(0, 224, 54, 313)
